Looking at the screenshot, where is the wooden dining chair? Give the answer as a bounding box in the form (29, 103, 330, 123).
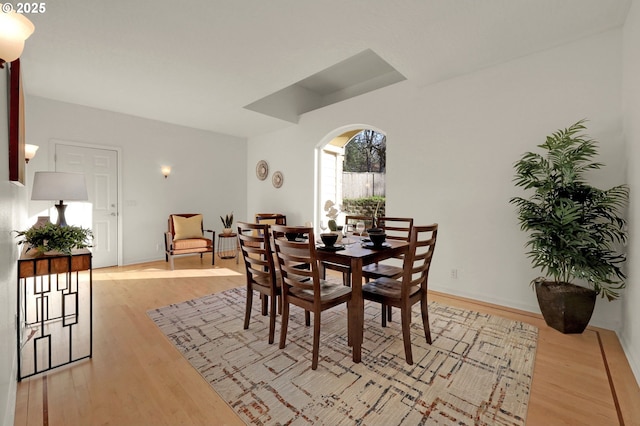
(321, 214, 374, 286)
(345, 214, 376, 234)
(271, 224, 352, 370)
(255, 213, 287, 226)
(362, 224, 438, 365)
(362, 217, 414, 321)
(237, 222, 281, 344)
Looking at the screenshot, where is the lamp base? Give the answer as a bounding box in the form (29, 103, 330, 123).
(55, 202, 68, 227)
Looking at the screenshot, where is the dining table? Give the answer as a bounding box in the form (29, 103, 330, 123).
(315, 237, 409, 363)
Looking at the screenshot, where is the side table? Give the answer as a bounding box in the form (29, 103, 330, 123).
(17, 248, 92, 381)
(217, 232, 239, 263)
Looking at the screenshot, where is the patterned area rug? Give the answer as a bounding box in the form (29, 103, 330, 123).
(148, 288, 538, 425)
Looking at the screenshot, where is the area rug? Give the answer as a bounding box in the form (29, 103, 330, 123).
(148, 288, 538, 425)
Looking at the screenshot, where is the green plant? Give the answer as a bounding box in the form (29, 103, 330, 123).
(14, 222, 93, 255)
(509, 120, 628, 300)
(220, 212, 234, 228)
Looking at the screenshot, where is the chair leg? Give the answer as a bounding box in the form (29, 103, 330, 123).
(387, 305, 393, 322)
(268, 291, 277, 344)
(243, 287, 253, 330)
(279, 300, 290, 349)
(305, 310, 311, 326)
(261, 294, 268, 316)
(347, 300, 352, 347)
(381, 304, 387, 327)
(311, 311, 321, 370)
(421, 295, 432, 344)
(343, 272, 351, 287)
(168, 255, 175, 270)
(401, 307, 414, 365)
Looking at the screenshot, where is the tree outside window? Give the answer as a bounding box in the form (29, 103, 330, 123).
(344, 130, 386, 173)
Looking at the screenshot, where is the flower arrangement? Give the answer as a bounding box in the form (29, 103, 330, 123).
(324, 200, 342, 232)
(14, 222, 93, 255)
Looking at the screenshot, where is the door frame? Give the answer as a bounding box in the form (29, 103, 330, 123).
(48, 138, 123, 266)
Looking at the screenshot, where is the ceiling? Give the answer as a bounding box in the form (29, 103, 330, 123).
(19, 0, 631, 139)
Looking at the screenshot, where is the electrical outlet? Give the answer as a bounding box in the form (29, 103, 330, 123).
(451, 269, 458, 279)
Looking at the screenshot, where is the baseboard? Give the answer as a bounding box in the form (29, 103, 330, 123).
(619, 332, 640, 387)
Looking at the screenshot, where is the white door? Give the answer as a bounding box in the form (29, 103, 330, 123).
(55, 144, 119, 268)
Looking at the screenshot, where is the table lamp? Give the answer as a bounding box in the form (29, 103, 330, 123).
(31, 172, 89, 227)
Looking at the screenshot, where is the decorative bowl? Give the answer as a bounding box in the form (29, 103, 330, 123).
(320, 233, 338, 247)
(369, 232, 387, 247)
(285, 232, 299, 241)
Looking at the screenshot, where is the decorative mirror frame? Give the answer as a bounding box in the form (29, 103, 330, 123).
(256, 160, 268, 181)
(8, 58, 25, 186)
(272, 171, 283, 188)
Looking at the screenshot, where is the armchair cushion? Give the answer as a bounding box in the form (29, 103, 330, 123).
(173, 214, 204, 240)
(173, 238, 210, 251)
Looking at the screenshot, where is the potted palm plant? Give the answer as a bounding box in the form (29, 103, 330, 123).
(510, 120, 628, 333)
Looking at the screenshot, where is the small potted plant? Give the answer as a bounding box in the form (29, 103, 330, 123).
(510, 120, 628, 333)
(220, 212, 234, 235)
(14, 222, 93, 255)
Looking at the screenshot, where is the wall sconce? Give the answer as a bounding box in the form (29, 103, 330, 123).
(0, 5, 35, 68)
(161, 166, 171, 178)
(24, 144, 38, 163)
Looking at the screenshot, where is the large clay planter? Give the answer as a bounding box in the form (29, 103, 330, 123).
(534, 280, 597, 334)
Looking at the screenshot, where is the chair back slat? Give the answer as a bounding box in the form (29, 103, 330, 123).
(255, 213, 287, 225)
(271, 225, 319, 297)
(376, 217, 413, 242)
(237, 222, 277, 286)
(402, 224, 438, 295)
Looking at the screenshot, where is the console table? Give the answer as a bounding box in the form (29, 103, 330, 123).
(16, 248, 92, 381)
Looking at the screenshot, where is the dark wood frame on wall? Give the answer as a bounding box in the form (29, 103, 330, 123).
(8, 58, 25, 186)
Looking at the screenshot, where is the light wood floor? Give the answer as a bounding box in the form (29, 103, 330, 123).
(14, 255, 640, 425)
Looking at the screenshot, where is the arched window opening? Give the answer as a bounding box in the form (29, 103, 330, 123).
(318, 128, 386, 230)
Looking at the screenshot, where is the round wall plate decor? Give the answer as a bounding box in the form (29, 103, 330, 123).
(272, 171, 284, 188)
(256, 160, 268, 180)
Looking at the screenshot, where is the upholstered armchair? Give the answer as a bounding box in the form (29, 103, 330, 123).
(164, 214, 215, 270)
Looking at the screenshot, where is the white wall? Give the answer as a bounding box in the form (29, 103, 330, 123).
(248, 30, 626, 330)
(622, 0, 640, 383)
(1, 12, 637, 423)
(24, 96, 248, 265)
(0, 92, 249, 426)
(0, 68, 29, 426)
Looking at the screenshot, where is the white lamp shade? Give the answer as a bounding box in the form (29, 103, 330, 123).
(31, 172, 89, 201)
(0, 6, 35, 62)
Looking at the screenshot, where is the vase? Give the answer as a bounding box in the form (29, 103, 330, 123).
(535, 280, 597, 334)
(223, 228, 232, 235)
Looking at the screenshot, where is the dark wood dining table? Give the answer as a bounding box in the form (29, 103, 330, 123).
(315, 237, 409, 363)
